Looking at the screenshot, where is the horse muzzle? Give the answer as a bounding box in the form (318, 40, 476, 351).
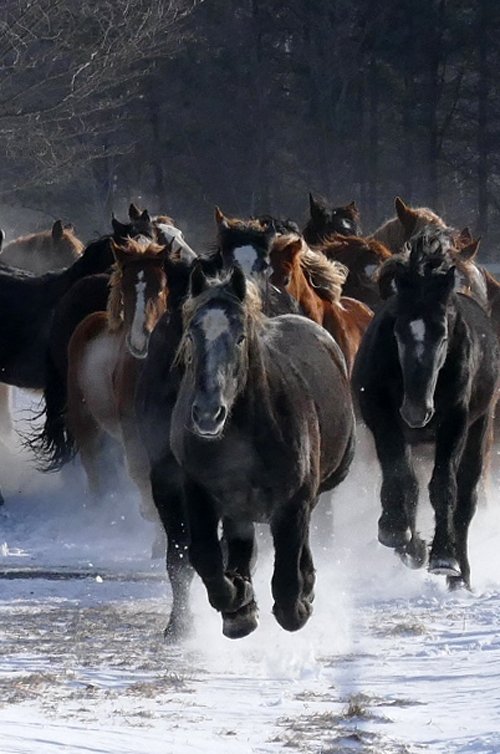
(126, 333, 149, 360)
(191, 402, 228, 439)
(399, 399, 434, 429)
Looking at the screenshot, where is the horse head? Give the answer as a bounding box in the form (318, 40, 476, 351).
(178, 263, 255, 439)
(391, 231, 456, 428)
(303, 194, 361, 244)
(109, 238, 170, 359)
(214, 207, 277, 280)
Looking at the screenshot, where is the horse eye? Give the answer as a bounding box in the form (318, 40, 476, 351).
(236, 334, 245, 346)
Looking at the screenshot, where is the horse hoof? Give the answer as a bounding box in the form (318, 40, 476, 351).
(273, 599, 312, 632)
(222, 600, 259, 640)
(378, 523, 411, 549)
(397, 536, 428, 570)
(447, 575, 469, 592)
(428, 556, 461, 578)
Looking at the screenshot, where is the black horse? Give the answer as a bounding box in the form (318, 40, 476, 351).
(138, 263, 355, 640)
(303, 193, 361, 245)
(353, 231, 499, 589)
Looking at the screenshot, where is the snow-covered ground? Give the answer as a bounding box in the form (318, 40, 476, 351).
(0, 390, 499, 753)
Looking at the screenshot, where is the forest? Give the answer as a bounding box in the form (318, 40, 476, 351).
(1, 0, 499, 256)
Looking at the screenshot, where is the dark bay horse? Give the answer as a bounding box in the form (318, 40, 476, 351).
(158, 264, 354, 639)
(0, 220, 84, 274)
(303, 193, 361, 245)
(353, 231, 499, 589)
(270, 234, 373, 374)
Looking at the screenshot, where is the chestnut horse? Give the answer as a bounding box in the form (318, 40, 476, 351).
(270, 234, 373, 374)
(62, 240, 170, 536)
(0, 220, 84, 274)
(371, 197, 447, 253)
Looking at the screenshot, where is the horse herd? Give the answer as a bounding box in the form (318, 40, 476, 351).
(0, 194, 498, 640)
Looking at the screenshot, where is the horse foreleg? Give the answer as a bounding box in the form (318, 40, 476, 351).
(428, 408, 468, 578)
(185, 481, 254, 626)
(271, 491, 314, 632)
(220, 517, 258, 639)
(150, 461, 193, 641)
(448, 413, 489, 590)
(370, 414, 425, 566)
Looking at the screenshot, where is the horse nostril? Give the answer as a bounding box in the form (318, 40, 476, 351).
(215, 405, 227, 423)
(191, 403, 201, 424)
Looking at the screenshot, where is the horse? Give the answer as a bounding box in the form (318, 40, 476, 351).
(33, 210, 195, 472)
(303, 193, 361, 245)
(0, 220, 84, 274)
(371, 196, 447, 253)
(270, 234, 373, 374)
(142, 263, 355, 640)
(58, 241, 171, 543)
(206, 207, 300, 316)
(315, 233, 392, 311)
(352, 230, 499, 589)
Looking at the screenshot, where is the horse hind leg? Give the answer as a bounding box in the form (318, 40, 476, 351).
(447, 414, 489, 590)
(220, 517, 259, 639)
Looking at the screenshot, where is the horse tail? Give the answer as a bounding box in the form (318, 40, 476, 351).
(27, 352, 77, 472)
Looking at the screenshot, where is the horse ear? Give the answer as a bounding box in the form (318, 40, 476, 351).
(190, 260, 209, 298)
(284, 238, 303, 261)
(0, 228, 5, 252)
(129, 203, 141, 221)
(458, 239, 480, 261)
(309, 193, 324, 221)
(214, 206, 229, 228)
(229, 264, 247, 302)
(395, 197, 418, 233)
(110, 240, 129, 266)
(52, 220, 64, 241)
(140, 209, 151, 223)
(457, 226, 473, 244)
(347, 201, 360, 219)
(112, 217, 130, 238)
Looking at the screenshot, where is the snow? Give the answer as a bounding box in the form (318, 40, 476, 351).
(0, 390, 499, 753)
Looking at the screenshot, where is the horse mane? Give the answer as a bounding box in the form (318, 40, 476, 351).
(378, 229, 454, 299)
(320, 233, 392, 262)
(300, 247, 347, 303)
(372, 207, 446, 253)
(107, 239, 165, 332)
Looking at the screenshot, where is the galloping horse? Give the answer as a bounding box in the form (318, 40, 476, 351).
(159, 264, 355, 638)
(59, 240, 171, 532)
(303, 193, 361, 245)
(0, 220, 84, 274)
(270, 234, 373, 374)
(315, 234, 392, 311)
(353, 231, 499, 589)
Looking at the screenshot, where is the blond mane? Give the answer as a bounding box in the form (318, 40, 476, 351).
(371, 207, 446, 253)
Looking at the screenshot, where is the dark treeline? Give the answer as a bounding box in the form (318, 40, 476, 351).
(1, 0, 500, 256)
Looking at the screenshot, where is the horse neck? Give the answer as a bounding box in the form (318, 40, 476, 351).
(289, 268, 323, 325)
(64, 239, 113, 286)
(322, 301, 357, 375)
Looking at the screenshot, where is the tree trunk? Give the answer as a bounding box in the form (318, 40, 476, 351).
(477, 0, 489, 235)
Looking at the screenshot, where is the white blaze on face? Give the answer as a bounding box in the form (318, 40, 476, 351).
(130, 270, 148, 352)
(233, 245, 257, 276)
(201, 308, 230, 342)
(409, 318, 426, 361)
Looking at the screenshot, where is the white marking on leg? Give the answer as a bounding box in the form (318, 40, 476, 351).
(201, 308, 229, 341)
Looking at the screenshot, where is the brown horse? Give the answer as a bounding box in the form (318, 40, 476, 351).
(64, 239, 170, 538)
(270, 234, 373, 374)
(0, 220, 84, 273)
(371, 197, 447, 253)
(316, 233, 392, 311)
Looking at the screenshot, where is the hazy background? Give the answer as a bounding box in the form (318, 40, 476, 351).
(1, 0, 499, 255)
